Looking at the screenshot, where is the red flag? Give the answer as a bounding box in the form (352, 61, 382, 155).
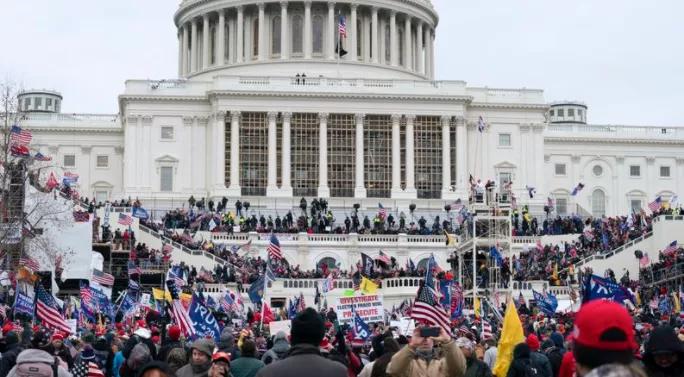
(263, 303, 274, 324)
(46, 172, 59, 191)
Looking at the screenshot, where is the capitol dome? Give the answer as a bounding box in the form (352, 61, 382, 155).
(174, 0, 439, 80)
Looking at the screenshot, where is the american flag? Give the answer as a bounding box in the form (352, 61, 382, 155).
(127, 260, 141, 276)
(10, 125, 32, 145)
(663, 241, 678, 256)
(477, 116, 486, 133)
(36, 284, 71, 334)
(34, 152, 52, 161)
(167, 279, 196, 337)
(378, 203, 387, 219)
(267, 234, 283, 260)
(118, 213, 133, 226)
(518, 291, 526, 307)
(376, 250, 391, 265)
(91, 269, 115, 286)
(220, 293, 234, 313)
(167, 267, 186, 288)
(481, 320, 493, 340)
(411, 283, 450, 334)
(19, 256, 40, 272)
(80, 282, 94, 309)
(338, 15, 347, 38)
(648, 196, 663, 212)
(10, 144, 30, 157)
(297, 292, 306, 312)
(71, 360, 104, 377)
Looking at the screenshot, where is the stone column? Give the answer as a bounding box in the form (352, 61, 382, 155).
(217, 11, 226, 65)
(124, 116, 138, 192)
(202, 14, 210, 69)
(229, 111, 241, 193)
(228, 13, 236, 63)
(389, 11, 397, 66)
(455, 117, 468, 196)
(350, 4, 358, 60)
(280, 1, 289, 59)
(355, 113, 367, 198)
(258, 2, 266, 60)
(182, 24, 189, 75)
(391, 114, 401, 193)
(371, 7, 378, 63)
(236, 6, 244, 63)
(416, 21, 423, 74)
(304, 0, 312, 59)
(362, 13, 370, 61)
(441, 115, 452, 198)
(178, 30, 183, 77)
(318, 113, 330, 197)
(405, 115, 416, 195)
(191, 19, 198, 72)
(281, 112, 292, 194)
(267, 111, 278, 192)
(141, 116, 152, 191)
(213, 112, 227, 192)
(424, 26, 431, 78)
(327, 2, 336, 60)
(429, 28, 435, 79)
(378, 16, 386, 64)
(404, 16, 412, 70)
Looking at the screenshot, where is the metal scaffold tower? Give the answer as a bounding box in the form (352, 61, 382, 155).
(454, 185, 513, 318)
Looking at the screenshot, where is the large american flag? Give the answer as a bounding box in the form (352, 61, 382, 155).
(481, 320, 493, 340)
(338, 15, 347, 38)
(648, 196, 663, 212)
(376, 250, 391, 265)
(411, 283, 451, 334)
(80, 283, 94, 309)
(36, 284, 71, 334)
(118, 213, 133, 226)
(167, 279, 195, 337)
(10, 125, 32, 145)
(91, 269, 115, 286)
(267, 234, 283, 260)
(19, 256, 40, 272)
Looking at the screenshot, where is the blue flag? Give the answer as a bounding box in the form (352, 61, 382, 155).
(206, 295, 217, 310)
(439, 279, 452, 310)
(248, 276, 265, 305)
(532, 290, 558, 316)
(13, 285, 35, 318)
(188, 294, 221, 342)
(658, 295, 672, 315)
(583, 274, 634, 304)
(489, 246, 503, 267)
(288, 298, 298, 319)
(132, 207, 149, 220)
(118, 292, 137, 318)
(351, 306, 372, 340)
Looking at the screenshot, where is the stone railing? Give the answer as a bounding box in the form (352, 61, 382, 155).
(652, 214, 684, 223)
(559, 231, 654, 273)
(547, 123, 684, 140)
(208, 231, 451, 245)
(21, 112, 120, 128)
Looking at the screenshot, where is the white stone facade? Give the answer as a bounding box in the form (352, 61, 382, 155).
(20, 0, 684, 217)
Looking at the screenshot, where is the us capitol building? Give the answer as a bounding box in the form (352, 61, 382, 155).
(20, 0, 684, 217)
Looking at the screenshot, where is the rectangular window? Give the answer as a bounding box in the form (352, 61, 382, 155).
(55, 99, 61, 112)
(35, 97, 43, 109)
(549, 109, 554, 116)
(24, 97, 31, 110)
(161, 126, 174, 140)
(46, 98, 53, 108)
(660, 166, 671, 177)
(557, 109, 564, 117)
(63, 154, 76, 168)
(499, 172, 512, 189)
(498, 133, 511, 147)
(95, 191, 108, 203)
(160, 166, 173, 192)
(556, 198, 568, 216)
(568, 108, 575, 117)
(630, 200, 642, 213)
(629, 165, 641, 177)
(96, 155, 109, 168)
(554, 163, 566, 176)
(578, 109, 583, 117)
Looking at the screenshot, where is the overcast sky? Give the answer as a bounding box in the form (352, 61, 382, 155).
(2, 0, 682, 126)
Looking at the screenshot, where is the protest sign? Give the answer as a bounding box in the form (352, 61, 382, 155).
(268, 320, 292, 336)
(335, 294, 384, 323)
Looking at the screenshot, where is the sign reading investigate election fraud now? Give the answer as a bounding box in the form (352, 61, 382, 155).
(335, 295, 384, 323)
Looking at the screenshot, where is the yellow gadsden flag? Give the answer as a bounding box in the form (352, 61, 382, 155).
(492, 299, 525, 377)
(152, 288, 192, 304)
(360, 277, 378, 294)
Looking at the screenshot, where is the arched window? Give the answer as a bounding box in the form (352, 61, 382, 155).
(398, 28, 404, 66)
(312, 15, 324, 54)
(252, 18, 259, 57)
(384, 24, 391, 63)
(318, 257, 337, 270)
(592, 189, 606, 217)
(292, 15, 303, 55)
(272, 16, 281, 55)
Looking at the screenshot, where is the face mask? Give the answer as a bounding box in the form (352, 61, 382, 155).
(415, 348, 434, 361)
(192, 361, 211, 373)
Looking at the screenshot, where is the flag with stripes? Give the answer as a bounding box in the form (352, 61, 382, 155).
(19, 256, 40, 272)
(91, 269, 114, 286)
(10, 144, 30, 157)
(648, 196, 663, 212)
(267, 234, 283, 260)
(663, 240, 678, 256)
(481, 320, 493, 340)
(411, 283, 451, 334)
(118, 213, 133, 226)
(36, 284, 71, 334)
(167, 267, 186, 288)
(10, 125, 32, 145)
(127, 260, 141, 276)
(477, 116, 486, 133)
(376, 250, 390, 265)
(338, 15, 347, 38)
(378, 203, 387, 219)
(167, 279, 196, 337)
(80, 282, 93, 309)
(34, 152, 52, 161)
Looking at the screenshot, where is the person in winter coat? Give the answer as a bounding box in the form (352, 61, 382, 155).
(231, 340, 265, 377)
(0, 332, 24, 376)
(456, 337, 492, 377)
(541, 339, 563, 377)
(255, 308, 347, 377)
(642, 325, 684, 377)
(51, 333, 74, 369)
(119, 343, 153, 377)
(506, 343, 537, 377)
(177, 339, 215, 377)
(370, 337, 400, 377)
(526, 334, 553, 377)
(6, 348, 72, 377)
(386, 326, 467, 377)
(158, 325, 185, 363)
(218, 328, 241, 361)
(261, 331, 290, 365)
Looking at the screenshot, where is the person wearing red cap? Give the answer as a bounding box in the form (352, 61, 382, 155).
(525, 334, 552, 377)
(572, 300, 645, 377)
(51, 333, 74, 369)
(159, 325, 184, 363)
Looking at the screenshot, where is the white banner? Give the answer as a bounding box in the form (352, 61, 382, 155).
(268, 320, 292, 336)
(335, 295, 385, 324)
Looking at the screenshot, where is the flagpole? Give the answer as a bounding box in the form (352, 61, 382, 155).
(259, 257, 269, 331)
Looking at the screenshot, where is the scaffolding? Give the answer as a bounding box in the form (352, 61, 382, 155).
(1, 160, 27, 269)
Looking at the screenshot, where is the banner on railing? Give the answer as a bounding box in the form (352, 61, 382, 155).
(258, 234, 297, 241)
(335, 294, 384, 323)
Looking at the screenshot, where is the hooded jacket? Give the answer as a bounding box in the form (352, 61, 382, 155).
(386, 340, 467, 377)
(642, 326, 684, 377)
(261, 331, 290, 365)
(507, 343, 552, 377)
(541, 339, 563, 377)
(6, 349, 72, 377)
(218, 328, 241, 360)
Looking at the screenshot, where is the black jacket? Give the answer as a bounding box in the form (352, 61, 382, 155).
(158, 340, 184, 363)
(0, 343, 24, 377)
(255, 344, 347, 377)
(464, 356, 492, 377)
(541, 342, 563, 377)
(643, 326, 684, 377)
(507, 343, 549, 377)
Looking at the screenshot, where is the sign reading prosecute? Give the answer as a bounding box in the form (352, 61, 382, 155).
(335, 294, 384, 324)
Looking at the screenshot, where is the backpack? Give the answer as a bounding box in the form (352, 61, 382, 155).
(15, 357, 59, 377)
(523, 360, 542, 377)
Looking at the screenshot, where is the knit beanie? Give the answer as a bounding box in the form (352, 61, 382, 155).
(168, 325, 181, 341)
(526, 334, 540, 351)
(290, 308, 325, 346)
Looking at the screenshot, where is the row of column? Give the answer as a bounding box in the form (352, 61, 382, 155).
(178, 2, 435, 78)
(213, 112, 466, 199)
